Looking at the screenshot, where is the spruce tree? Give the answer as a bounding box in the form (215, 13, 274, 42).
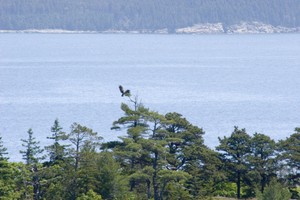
(45, 119, 68, 164)
(0, 135, 8, 161)
(20, 128, 45, 200)
(20, 128, 44, 165)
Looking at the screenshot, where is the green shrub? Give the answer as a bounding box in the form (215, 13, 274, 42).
(256, 179, 291, 200)
(76, 190, 102, 200)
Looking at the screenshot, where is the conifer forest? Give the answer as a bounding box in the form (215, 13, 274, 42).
(0, 94, 299, 200)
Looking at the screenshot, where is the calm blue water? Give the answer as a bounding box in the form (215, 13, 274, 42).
(0, 33, 300, 161)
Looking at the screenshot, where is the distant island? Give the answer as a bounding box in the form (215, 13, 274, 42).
(1, 22, 299, 34)
(1, 0, 299, 34)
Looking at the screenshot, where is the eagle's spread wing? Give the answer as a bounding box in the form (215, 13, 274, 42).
(119, 85, 124, 94)
(119, 85, 131, 97)
(124, 89, 131, 97)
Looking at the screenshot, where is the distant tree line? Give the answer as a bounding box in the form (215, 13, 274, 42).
(0, 0, 299, 31)
(0, 94, 299, 199)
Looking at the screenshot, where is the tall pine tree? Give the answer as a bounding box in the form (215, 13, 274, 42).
(217, 126, 251, 199)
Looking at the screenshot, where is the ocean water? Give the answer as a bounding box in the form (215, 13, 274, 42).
(0, 33, 300, 161)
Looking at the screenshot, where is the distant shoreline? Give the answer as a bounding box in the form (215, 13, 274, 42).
(1, 22, 299, 34)
(1, 30, 299, 35)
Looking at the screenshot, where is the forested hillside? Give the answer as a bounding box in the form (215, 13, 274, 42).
(0, 0, 299, 31)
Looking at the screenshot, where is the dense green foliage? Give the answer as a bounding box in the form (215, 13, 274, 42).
(256, 179, 292, 200)
(0, 0, 299, 31)
(0, 94, 299, 199)
(217, 127, 251, 198)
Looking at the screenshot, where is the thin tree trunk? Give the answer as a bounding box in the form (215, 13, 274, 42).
(261, 174, 266, 193)
(153, 152, 159, 200)
(33, 165, 40, 200)
(147, 179, 151, 199)
(237, 171, 241, 199)
(130, 158, 135, 191)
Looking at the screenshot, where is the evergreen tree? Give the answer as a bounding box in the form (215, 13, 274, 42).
(216, 126, 251, 199)
(112, 93, 211, 199)
(163, 112, 205, 171)
(278, 128, 300, 194)
(65, 123, 102, 200)
(184, 146, 224, 198)
(142, 110, 168, 200)
(20, 128, 45, 200)
(94, 152, 126, 199)
(0, 161, 25, 199)
(0, 134, 9, 161)
(76, 189, 102, 200)
(162, 112, 224, 198)
(20, 128, 44, 165)
(67, 123, 102, 171)
(42, 120, 71, 199)
(248, 133, 277, 193)
(112, 95, 150, 194)
(157, 169, 191, 199)
(45, 119, 68, 164)
(256, 178, 291, 200)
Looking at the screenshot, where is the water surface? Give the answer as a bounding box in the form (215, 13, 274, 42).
(0, 34, 300, 161)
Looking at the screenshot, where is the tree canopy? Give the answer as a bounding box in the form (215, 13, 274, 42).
(0, 93, 299, 199)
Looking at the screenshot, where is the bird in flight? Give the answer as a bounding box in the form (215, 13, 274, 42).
(119, 85, 131, 97)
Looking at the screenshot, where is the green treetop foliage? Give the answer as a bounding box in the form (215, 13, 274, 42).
(216, 126, 251, 199)
(157, 169, 191, 199)
(0, 161, 27, 199)
(92, 152, 126, 199)
(278, 128, 300, 188)
(248, 133, 278, 193)
(110, 93, 220, 200)
(19, 129, 46, 200)
(76, 189, 102, 200)
(64, 123, 102, 200)
(163, 112, 205, 170)
(45, 119, 69, 165)
(20, 128, 44, 165)
(1, 89, 300, 199)
(184, 146, 224, 198)
(112, 96, 159, 197)
(112, 97, 148, 132)
(0, 135, 9, 161)
(67, 122, 102, 170)
(256, 178, 292, 200)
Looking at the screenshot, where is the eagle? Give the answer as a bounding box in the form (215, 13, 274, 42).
(119, 85, 131, 97)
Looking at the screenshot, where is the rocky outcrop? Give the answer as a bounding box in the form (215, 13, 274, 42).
(226, 22, 300, 34)
(174, 21, 299, 34)
(175, 23, 224, 34)
(0, 22, 299, 34)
